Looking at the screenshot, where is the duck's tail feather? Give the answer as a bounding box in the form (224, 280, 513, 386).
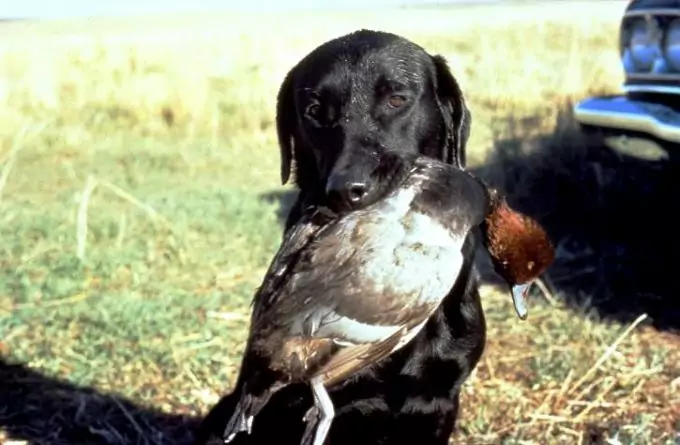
(222, 389, 275, 443)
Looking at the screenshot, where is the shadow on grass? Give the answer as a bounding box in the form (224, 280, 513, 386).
(260, 101, 680, 335)
(471, 102, 680, 334)
(0, 357, 199, 445)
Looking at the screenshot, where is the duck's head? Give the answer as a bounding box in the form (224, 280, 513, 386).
(480, 188, 555, 320)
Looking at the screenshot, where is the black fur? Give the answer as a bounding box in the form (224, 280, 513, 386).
(278, 29, 471, 228)
(195, 29, 481, 445)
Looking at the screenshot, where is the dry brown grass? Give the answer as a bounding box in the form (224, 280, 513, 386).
(1, 2, 678, 444)
(1, 2, 624, 164)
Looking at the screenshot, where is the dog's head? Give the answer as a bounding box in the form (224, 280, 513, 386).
(276, 29, 471, 212)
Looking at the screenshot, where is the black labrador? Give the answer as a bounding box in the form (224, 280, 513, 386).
(196, 29, 481, 445)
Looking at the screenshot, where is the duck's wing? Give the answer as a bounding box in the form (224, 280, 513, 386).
(250, 206, 337, 322)
(289, 203, 478, 326)
(307, 282, 452, 387)
(312, 323, 409, 387)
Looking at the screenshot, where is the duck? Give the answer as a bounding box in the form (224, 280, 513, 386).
(221, 154, 555, 445)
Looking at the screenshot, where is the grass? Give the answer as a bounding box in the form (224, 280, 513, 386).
(1, 1, 679, 444)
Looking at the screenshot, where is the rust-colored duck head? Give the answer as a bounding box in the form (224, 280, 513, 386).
(480, 188, 555, 320)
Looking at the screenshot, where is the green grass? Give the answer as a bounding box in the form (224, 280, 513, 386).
(1, 130, 280, 389)
(1, 2, 679, 444)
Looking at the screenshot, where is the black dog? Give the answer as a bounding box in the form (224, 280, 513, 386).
(196, 29, 483, 445)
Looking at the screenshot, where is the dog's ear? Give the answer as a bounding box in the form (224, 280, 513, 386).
(431, 55, 471, 169)
(480, 191, 555, 286)
(276, 67, 297, 185)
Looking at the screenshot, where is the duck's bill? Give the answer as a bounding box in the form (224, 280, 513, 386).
(510, 282, 532, 320)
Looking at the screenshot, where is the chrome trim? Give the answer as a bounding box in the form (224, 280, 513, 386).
(624, 9, 680, 18)
(573, 96, 680, 144)
(626, 72, 680, 80)
(624, 84, 680, 95)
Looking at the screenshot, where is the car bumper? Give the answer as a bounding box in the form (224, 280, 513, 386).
(573, 95, 680, 144)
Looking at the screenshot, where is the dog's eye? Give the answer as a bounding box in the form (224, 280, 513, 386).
(387, 95, 407, 109)
(305, 100, 322, 118)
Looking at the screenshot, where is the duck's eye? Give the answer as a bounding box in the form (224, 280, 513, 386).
(387, 95, 407, 109)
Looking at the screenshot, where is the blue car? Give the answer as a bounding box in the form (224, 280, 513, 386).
(574, 0, 680, 158)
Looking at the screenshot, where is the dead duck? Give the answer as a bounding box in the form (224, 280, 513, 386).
(222, 155, 555, 445)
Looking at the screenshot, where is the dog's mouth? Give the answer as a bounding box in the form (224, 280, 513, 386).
(326, 151, 415, 214)
(373, 151, 417, 198)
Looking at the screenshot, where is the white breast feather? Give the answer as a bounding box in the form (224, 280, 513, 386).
(287, 305, 402, 344)
(314, 311, 403, 343)
(355, 187, 466, 304)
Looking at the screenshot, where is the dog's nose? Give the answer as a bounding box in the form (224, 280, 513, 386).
(325, 176, 369, 209)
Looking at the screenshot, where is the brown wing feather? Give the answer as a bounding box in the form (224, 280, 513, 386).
(313, 326, 408, 387)
(251, 206, 337, 321)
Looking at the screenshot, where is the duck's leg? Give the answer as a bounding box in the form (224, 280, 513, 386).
(301, 405, 319, 445)
(300, 376, 334, 445)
